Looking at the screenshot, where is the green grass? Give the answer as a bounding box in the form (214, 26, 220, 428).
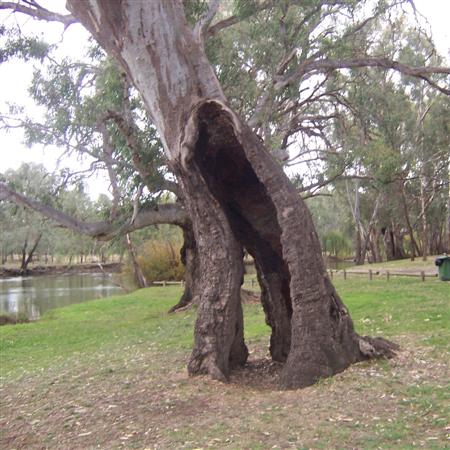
(0, 286, 193, 378)
(1, 278, 448, 377)
(351, 255, 441, 271)
(1, 278, 449, 449)
(335, 278, 449, 347)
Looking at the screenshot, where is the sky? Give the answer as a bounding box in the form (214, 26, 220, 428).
(0, 0, 449, 199)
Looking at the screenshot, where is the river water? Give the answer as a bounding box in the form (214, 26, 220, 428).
(0, 273, 124, 320)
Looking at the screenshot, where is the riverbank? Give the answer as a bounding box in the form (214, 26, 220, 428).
(0, 262, 122, 278)
(0, 271, 125, 322)
(1, 278, 448, 449)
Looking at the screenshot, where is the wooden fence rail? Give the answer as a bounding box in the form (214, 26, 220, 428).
(329, 269, 437, 282)
(152, 270, 437, 288)
(153, 280, 184, 287)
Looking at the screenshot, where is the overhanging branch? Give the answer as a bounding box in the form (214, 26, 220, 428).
(0, 182, 189, 240)
(0, 1, 77, 27)
(275, 57, 450, 96)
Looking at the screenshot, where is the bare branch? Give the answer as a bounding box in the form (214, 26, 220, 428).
(299, 173, 376, 199)
(0, 182, 189, 240)
(206, 0, 273, 38)
(0, 1, 76, 27)
(101, 108, 180, 197)
(275, 57, 450, 96)
(96, 120, 122, 219)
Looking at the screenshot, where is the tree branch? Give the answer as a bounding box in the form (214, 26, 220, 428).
(275, 57, 450, 96)
(102, 109, 180, 197)
(206, 1, 273, 38)
(194, 0, 220, 43)
(0, 1, 77, 27)
(96, 119, 122, 219)
(0, 182, 189, 240)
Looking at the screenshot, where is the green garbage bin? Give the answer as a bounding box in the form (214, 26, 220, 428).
(435, 255, 450, 281)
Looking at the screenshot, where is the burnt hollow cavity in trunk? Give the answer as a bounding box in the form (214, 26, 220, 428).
(193, 104, 293, 362)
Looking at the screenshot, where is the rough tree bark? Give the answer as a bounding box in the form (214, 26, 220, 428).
(67, 0, 397, 388)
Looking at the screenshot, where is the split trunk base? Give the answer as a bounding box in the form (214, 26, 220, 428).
(180, 99, 398, 389)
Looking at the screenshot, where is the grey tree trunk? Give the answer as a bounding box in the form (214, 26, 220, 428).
(419, 175, 429, 261)
(446, 175, 450, 253)
(20, 233, 42, 274)
(357, 194, 381, 264)
(383, 226, 400, 261)
(400, 182, 420, 260)
(125, 233, 148, 289)
(67, 0, 397, 388)
(354, 182, 364, 265)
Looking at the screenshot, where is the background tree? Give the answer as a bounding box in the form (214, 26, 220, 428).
(0, 163, 57, 273)
(0, 163, 122, 269)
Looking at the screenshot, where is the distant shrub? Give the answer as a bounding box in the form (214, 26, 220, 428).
(322, 231, 352, 259)
(0, 312, 30, 326)
(124, 239, 185, 285)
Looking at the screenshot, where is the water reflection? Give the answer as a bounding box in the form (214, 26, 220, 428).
(0, 273, 124, 320)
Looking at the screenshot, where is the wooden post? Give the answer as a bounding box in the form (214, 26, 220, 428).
(421, 271, 425, 282)
(251, 278, 254, 288)
(330, 269, 333, 279)
(386, 270, 390, 281)
(369, 269, 373, 280)
(343, 269, 347, 280)
(163, 280, 167, 287)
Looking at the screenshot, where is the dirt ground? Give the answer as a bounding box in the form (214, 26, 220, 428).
(1, 336, 448, 450)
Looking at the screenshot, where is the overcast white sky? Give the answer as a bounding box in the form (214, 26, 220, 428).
(0, 0, 449, 199)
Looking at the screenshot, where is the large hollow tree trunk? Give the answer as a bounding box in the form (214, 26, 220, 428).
(68, 0, 397, 388)
(187, 99, 397, 387)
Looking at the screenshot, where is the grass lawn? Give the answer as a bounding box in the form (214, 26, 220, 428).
(0, 278, 449, 449)
(339, 255, 442, 275)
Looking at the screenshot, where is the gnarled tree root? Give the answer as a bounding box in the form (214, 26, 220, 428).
(359, 335, 400, 359)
